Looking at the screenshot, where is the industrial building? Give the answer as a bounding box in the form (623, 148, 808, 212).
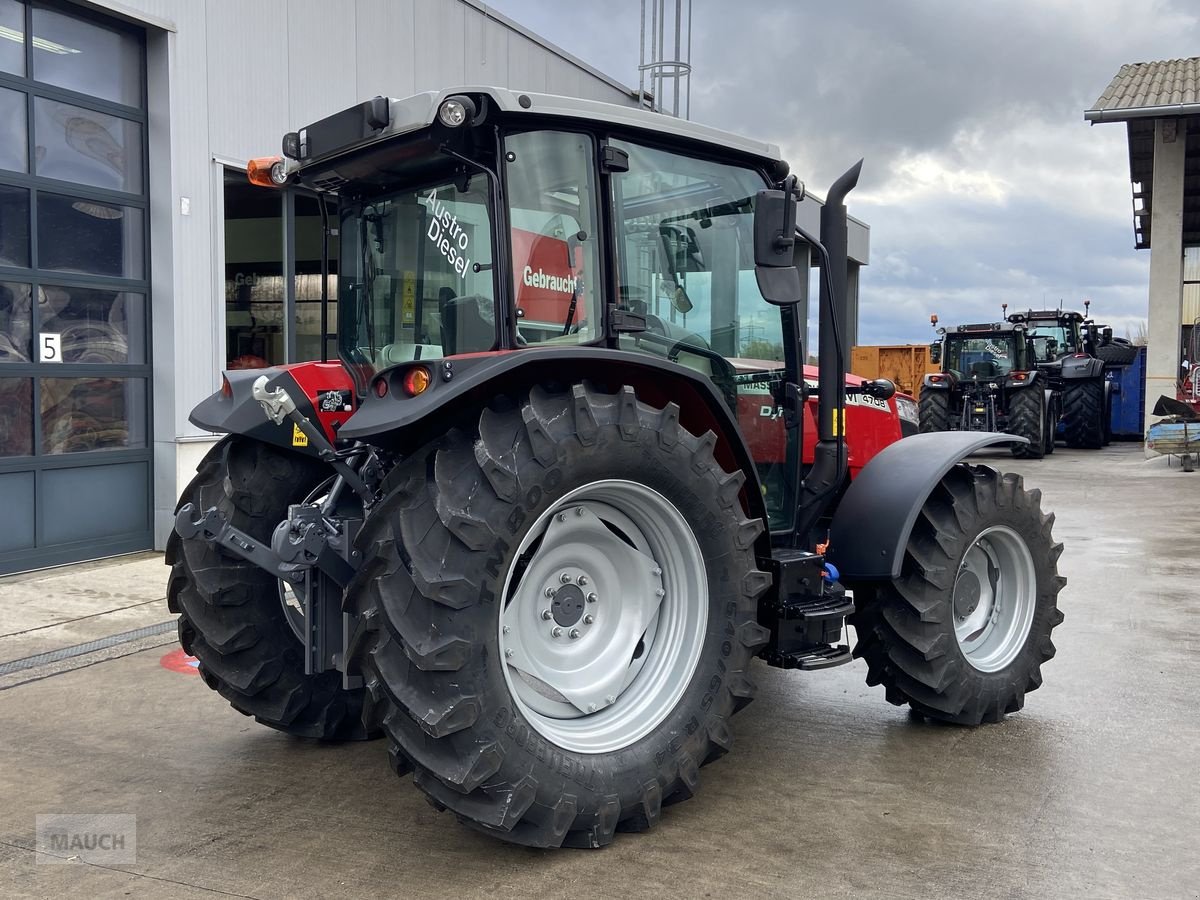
(1086, 58, 1200, 427)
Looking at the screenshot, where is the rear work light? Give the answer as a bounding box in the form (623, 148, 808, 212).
(402, 366, 432, 397)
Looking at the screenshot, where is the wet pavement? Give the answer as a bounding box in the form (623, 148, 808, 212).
(1, 443, 1197, 899)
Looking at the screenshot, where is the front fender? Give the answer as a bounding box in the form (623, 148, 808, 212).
(827, 431, 1027, 581)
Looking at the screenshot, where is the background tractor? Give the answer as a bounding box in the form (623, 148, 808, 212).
(168, 88, 1064, 848)
(1009, 302, 1133, 448)
(920, 318, 1059, 459)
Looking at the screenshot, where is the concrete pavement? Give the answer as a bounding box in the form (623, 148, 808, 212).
(1, 444, 1198, 898)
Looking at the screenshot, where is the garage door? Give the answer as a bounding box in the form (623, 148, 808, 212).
(0, 1, 150, 574)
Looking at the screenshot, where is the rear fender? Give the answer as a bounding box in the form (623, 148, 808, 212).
(827, 431, 1027, 581)
(1060, 356, 1104, 380)
(340, 347, 770, 542)
(189, 364, 356, 458)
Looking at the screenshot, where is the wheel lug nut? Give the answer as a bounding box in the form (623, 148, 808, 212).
(606, 695, 615, 704)
(577, 575, 588, 586)
(652, 566, 662, 576)
(588, 703, 597, 712)
(655, 588, 665, 598)
(552, 626, 562, 637)
(586, 592, 597, 603)
(569, 628, 581, 639)
(502, 625, 510, 634)
(544, 586, 555, 598)
(584, 614, 594, 625)
(541, 609, 553, 620)
(560, 573, 572, 584)
(505, 649, 513, 658)
(575, 507, 585, 516)
(557, 513, 566, 522)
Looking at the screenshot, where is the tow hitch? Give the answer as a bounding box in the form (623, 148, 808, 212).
(175, 375, 374, 687)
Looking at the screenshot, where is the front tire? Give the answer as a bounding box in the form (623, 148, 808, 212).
(1008, 387, 1045, 459)
(167, 437, 373, 740)
(919, 389, 951, 433)
(1062, 379, 1105, 449)
(848, 464, 1065, 725)
(346, 384, 768, 848)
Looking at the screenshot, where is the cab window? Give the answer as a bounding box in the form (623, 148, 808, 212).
(504, 131, 602, 345)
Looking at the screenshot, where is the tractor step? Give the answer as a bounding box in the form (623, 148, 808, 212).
(774, 593, 855, 622)
(763, 643, 852, 670)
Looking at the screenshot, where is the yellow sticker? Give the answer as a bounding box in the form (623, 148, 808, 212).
(292, 423, 309, 447)
(832, 409, 844, 436)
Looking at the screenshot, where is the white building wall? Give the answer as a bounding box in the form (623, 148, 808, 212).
(84, 0, 637, 546)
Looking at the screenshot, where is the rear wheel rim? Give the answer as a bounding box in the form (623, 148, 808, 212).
(498, 479, 707, 755)
(951, 525, 1037, 672)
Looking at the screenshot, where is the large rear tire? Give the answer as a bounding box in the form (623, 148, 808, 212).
(1008, 387, 1045, 459)
(346, 383, 768, 848)
(848, 464, 1064, 724)
(919, 389, 951, 433)
(166, 437, 373, 740)
(1062, 379, 1105, 449)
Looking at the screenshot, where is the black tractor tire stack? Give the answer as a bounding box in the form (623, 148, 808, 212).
(1095, 340, 1139, 367)
(167, 437, 373, 740)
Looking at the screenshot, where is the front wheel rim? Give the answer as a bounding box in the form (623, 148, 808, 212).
(951, 525, 1037, 672)
(498, 480, 708, 755)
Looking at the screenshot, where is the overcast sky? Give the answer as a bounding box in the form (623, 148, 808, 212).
(491, 0, 1200, 344)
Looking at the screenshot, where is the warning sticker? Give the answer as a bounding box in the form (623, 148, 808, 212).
(292, 423, 309, 447)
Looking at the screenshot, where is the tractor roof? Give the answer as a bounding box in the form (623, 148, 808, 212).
(286, 86, 787, 178)
(1008, 310, 1084, 323)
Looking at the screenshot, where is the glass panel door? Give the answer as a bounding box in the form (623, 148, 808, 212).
(610, 140, 799, 532)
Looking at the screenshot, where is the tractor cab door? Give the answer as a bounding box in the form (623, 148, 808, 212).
(608, 139, 804, 535)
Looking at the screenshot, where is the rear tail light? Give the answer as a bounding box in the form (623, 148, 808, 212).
(373, 377, 389, 398)
(1073, 353, 1088, 359)
(1011, 371, 1028, 382)
(929, 374, 946, 384)
(402, 366, 432, 397)
(221, 375, 232, 398)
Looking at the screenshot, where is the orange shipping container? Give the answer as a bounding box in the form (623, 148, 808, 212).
(850, 344, 941, 398)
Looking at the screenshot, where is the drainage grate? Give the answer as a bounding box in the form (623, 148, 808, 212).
(0, 621, 176, 676)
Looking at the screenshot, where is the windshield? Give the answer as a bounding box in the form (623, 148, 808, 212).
(338, 176, 495, 379)
(945, 335, 1017, 378)
(1026, 323, 1075, 361)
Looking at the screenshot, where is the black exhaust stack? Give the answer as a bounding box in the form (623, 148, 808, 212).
(797, 161, 862, 539)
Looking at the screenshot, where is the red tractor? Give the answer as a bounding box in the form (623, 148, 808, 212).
(169, 89, 1064, 848)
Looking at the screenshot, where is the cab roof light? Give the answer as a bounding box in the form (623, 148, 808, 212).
(247, 156, 292, 188)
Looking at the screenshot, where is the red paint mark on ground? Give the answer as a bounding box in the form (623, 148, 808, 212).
(160, 647, 200, 675)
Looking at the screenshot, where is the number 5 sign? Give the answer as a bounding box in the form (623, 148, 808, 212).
(40, 333, 62, 362)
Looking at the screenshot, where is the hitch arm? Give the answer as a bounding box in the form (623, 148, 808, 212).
(175, 503, 306, 584)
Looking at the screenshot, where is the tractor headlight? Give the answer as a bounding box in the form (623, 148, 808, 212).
(895, 396, 918, 424)
(437, 95, 477, 128)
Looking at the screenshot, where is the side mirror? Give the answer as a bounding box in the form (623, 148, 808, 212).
(929, 341, 942, 365)
(754, 176, 802, 306)
(1102, 326, 1113, 345)
(861, 378, 896, 401)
